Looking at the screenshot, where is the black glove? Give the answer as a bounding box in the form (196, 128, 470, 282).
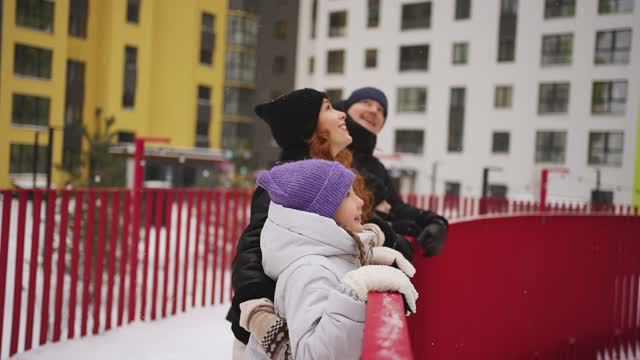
(391, 219, 422, 238)
(416, 218, 448, 257)
(367, 216, 414, 262)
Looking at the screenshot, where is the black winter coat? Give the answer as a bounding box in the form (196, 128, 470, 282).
(226, 151, 413, 344)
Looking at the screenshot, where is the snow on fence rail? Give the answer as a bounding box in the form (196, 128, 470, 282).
(0, 188, 637, 359)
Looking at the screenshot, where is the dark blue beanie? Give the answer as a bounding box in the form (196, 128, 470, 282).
(345, 87, 388, 118)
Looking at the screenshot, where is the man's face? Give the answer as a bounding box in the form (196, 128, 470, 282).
(347, 99, 385, 135)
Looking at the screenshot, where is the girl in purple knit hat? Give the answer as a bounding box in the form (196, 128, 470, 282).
(242, 159, 418, 360)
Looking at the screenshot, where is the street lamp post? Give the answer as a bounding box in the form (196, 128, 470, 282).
(539, 167, 569, 211)
(480, 166, 503, 214)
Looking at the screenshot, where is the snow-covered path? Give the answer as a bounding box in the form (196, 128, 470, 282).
(12, 305, 233, 360)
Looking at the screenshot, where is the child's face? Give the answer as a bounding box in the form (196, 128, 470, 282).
(334, 186, 364, 232)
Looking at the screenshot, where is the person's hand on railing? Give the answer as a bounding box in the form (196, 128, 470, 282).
(417, 217, 448, 257)
(341, 265, 418, 314)
(369, 247, 416, 278)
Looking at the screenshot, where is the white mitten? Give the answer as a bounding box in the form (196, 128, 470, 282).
(370, 247, 416, 278)
(362, 223, 385, 247)
(341, 265, 418, 313)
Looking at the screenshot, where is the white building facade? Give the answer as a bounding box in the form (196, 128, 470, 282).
(295, 0, 640, 203)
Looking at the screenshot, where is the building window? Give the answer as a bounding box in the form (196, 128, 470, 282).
(544, 0, 575, 18)
(274, 20, 287, 40)
(452, 42, 468, 64)
(399, 45, 429, 71)
(69, 0, 89, 38)
(535, 131, 566, 163)
(394, 130, 425, 154)
(368, 0, 380, 28)
(326, 89, 343, 101)
(225, 51, 256, 83)
(122, 46, 137, 108)
(227, 15, 257, 47)
(229, 0, 259, 12)
(445, 182, 461, 196)
(588, 131, 623, 166)
(494, 85, 513, 108)
(14, 44, 52, 79)
(595, 29, 632, 65)
(327, 49, 345, 74)
(127, 0, 140, 24)
(401, 2, 431, 30)
(310, 0, 318, 38)
(12, 94, 50, 127)
(365, 49, 377, 68)
(200, 13, 216, 65)
(397, 87, 427, 113)
(592, 80, 627, 115)
(447, 87, 466, 152)
(455, 0, 471, 19)
(195, 86, 212, 148)
(63, 60, 85, 170)
(598, 0, 634, 14)
(538, 82, 570, 114)
(308, 56, 315, 74)
(10, 143, 48, 174)
(541, 33, 573, 66)
(224, 87, 255, 117)
(497, 0, 518, 62)
(492, 132, 510, 153)
(273, 56, 286, 75)
(328, 11, 347, 37)
(222, 121, 253, 149)
(488, 184, 508, 198)
(16, 0, 54, 32)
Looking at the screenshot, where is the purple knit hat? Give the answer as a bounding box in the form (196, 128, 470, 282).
(256, 159, 356, 218)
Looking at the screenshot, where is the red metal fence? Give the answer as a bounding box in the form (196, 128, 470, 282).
(1, 188, 638, 359)
(0, 188, 250, 359)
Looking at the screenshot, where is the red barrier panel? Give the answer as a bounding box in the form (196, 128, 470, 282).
(81, 191, 95, 337)
(162, 191, 173, 318)
(105, 191, 121, 330)
(362, 292, 413, 360)
(9, 192, 27, 355)
(92, 191, 108, 334)
(0, 191, 11, 355)
(53, 191, 70, 341)
(39, 190, 56, 345)
(211, 190, 222, 305)
(408, 215, 640, 359)
(172, 191, 183, 316)
(191, 192, 203, 308)
(117, 191, 130, 326)
(68, 191, 84, 338)
(25, 191, 42, 350)
(201, 191, 212, 307)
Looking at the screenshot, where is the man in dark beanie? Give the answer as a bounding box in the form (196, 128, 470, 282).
(334, 87, 449, 258)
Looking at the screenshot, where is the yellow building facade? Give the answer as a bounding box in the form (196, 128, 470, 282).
(0, 0, 227, 188)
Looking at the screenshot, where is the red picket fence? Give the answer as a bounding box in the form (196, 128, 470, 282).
(0, 188, 250, 359)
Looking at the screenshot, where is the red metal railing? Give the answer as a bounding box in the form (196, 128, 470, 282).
(0, 188, 250, 359)
(1, 189, 638, 359)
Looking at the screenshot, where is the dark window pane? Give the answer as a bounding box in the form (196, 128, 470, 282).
(368, 0, 380, 27)
(16, 0, 54, 32)
(399, 45, 429, 71)
(497, 0, 517, 62)
(588, 131, 623, 166)
(598, 0, 634, 13)
(227, 15, 256, 47)
(127, 0, 140, 24)
(14, 44, 52, 79)
(12, 93, 50, 127)
(535, 131, 566, 163)
(123, 46, 137, 108)
(329, 11, 347, 37)
(401, 2, 431, 30)
(495, 85, 513, 108)
(492, 132, 510, 153)
(455, 0, 471, 19)
(591, 80, 627, 114)
(544, 0, 575, 18)
(595, 29, 631, 65)
(395, 130, 424, 154)
(397, 87, 427, 112)
(327, 49, 345, 74)
(229, 0, 259, 12)
(10, 143, 48, 174)
(69, 0, 89, 37)
(63, 60, 86, 170)
(224, 87, 255, 117)
(196, 86, 212, 148)
(447, 88, 466, 152)
(225, 51, 256, 82)
(541, 33, 573, 65)
(452, 42, 468, 64)
(365, 48, 377, 68)
(201, 13, 217, 65)
(538, 83, 570, 114)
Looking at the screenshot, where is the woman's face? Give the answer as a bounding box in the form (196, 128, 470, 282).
(334, 186, 364, 233)
(316, 99, 351, 156)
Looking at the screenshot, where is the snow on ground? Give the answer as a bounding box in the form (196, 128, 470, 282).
(12, 305, 233, 360)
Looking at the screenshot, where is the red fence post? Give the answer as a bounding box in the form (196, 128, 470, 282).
(53, 190, 70, 341)
(182, 191, 194, 312)
(68, 191, 84, 338)
(228, 191, 240, 301)
(140, 191, 153, 320)
(201, 191, 212, 307)
(162, 190, 174, 318)
(92, 191, 108, 335)
(81, 191, 96, 337)
(39, 190, 57, 345)
(362, 292, 413, 360)
(151, 190, 164, 320)
(105, 191, 121, 330)
(172, 191, 183, 315)
(117, 191, 130, 327)
(0, 191, 13, 355)
(25, 190, 42, 350)
(9, 191, 28, 356)
(220, 190, 231, 304)
(211, 190, 222, 305)
(191, 192, 204, 308)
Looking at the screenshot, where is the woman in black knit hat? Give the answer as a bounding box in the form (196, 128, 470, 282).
(227, 88, 414, 359)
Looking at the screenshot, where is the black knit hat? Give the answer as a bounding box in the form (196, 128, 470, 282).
(255, 88, 327, 150)
(345, 87, 388, 119)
